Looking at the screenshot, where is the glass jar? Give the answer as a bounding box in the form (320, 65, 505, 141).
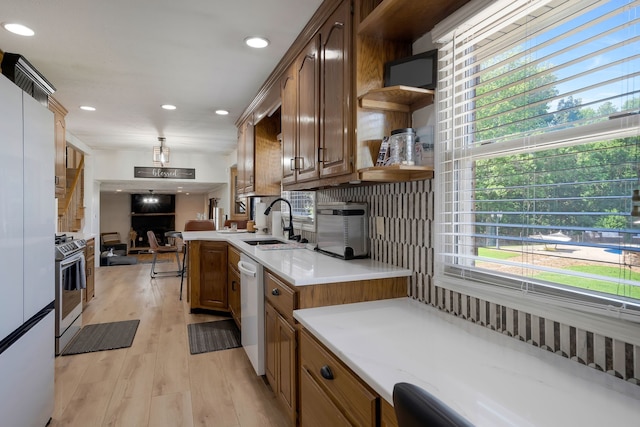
(388, 128, 416, 165)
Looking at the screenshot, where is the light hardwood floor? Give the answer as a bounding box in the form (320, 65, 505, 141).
(50, 256, 289, 427)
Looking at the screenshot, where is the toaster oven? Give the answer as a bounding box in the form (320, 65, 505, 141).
(316, 202, 369, 259)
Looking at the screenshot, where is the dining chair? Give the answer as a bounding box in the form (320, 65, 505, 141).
(393, 382, 474, 427)
(146, 230, 182, 278)
(180, 220, 216, 299)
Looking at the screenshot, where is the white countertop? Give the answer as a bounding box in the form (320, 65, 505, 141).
(294, 298, 640, 427)
(182, 230, 410, 286)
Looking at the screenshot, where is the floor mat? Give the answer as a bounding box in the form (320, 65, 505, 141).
(187, 319, 241, 355)
(61, 320, 140, 356)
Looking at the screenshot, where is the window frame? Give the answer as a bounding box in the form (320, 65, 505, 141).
(433, 0, 640, 339)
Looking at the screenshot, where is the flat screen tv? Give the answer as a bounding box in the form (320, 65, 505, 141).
(384, 49, 438, 90)
(131, 194, 175, 214)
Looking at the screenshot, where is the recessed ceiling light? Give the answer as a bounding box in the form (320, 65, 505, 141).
(116, 189, 122, 192)
(161, 104, 177, 110)
(215, 109, 229, 116)
(245, 36, 269, 48)
(3, 23, 35, 36)
(80, 105, 96, 111)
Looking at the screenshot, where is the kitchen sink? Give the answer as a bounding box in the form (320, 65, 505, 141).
(242, 239, 289, 246)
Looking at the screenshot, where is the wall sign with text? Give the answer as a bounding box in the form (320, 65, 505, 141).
(134, 167, 196, 179)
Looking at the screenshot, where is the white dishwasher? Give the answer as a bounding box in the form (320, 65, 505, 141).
(238, 253, 265, 375)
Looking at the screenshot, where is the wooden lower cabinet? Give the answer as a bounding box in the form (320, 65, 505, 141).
(264, 273, 298, 425)
(189, 240, 229, 311)
(381, 397, 399, 427)
(300, 368, 352, 427)
(227, 246, 241, 327)
(84, 237, 95, 306)
(263, 268, 406, 426)
(300, 329, 377, 427)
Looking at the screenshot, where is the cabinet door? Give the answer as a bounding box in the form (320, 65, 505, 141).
(237, 118, 254, 195)
(300, 368, 351, 427)
(281, 66, 297, 185)
(277, 315, 296, 422)
(320, 0, 353, 178)
(84, 239, 96, 304)
(48, 97, 67, 197)
(265, 302, 278, 389)
(243, 117, 255, 194)
(199, 242, 228, 309)
(295, 36, 320, 182)
(381, 398, 399, 427)
(227, 266, 241, 327)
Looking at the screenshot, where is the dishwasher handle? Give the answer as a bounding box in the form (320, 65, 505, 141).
(237, 260, 257, 277)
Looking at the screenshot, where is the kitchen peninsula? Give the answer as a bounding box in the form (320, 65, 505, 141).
(182, 230, 410, 424)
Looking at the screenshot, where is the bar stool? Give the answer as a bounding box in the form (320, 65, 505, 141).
(147, 230, 182, 278)
(180, 220, 216, 300)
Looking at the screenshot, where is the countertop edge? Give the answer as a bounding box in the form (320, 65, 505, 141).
(182, 231, 411, 286)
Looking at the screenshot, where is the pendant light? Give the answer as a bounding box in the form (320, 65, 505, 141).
(153, 137, 170, 167)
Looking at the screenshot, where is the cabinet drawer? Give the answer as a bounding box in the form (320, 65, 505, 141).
(300, 367, 352, 427)
(264, 271, 295, 322)
(300, 329, 377, 427)
(228, 245, 241, 270)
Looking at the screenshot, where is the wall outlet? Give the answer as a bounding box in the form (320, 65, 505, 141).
(375, 216, 384, 236)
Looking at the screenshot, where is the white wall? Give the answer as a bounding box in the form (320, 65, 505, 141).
(175, 193, 209, 231)
(93, 148, 229, 184)
(99, 193, 131, 251)
(412, 32, 437, 156)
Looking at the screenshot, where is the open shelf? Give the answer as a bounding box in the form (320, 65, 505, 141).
(358, 0, 471, 42)
(359, 85, 435, 113)
(358, 165, 434, 182)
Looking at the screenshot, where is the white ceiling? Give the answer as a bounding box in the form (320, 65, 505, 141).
(0, 0, 322, 193)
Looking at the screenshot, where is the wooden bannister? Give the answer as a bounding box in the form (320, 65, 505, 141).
(58, 156, 85, 232)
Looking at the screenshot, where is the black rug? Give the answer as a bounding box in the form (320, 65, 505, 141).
(187, 319, 241, 355)
(61, 320, 140, 356)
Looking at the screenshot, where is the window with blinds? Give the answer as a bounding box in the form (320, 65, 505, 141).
(434, 0, 640, 321)
(280, 190, 315, 223)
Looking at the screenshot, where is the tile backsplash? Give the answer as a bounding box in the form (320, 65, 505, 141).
(317, 180, 640, 386)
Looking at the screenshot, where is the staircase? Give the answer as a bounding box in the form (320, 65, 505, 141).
(58, 154, 85, 233)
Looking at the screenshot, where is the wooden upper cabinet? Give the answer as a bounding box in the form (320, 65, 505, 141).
(236, 116, 254, 195)
(281, 67, 297, 186)
(237, 103, 281, 198)
(48, 96, 67, 197)
(319, 0, 353, 179)
(295, 35, 320, 183)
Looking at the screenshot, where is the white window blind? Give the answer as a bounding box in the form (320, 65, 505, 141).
(435, 0, 640, 321)
(280, 191, 315, 222)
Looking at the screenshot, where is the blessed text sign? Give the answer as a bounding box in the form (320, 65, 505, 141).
(134, 167, 196, 179)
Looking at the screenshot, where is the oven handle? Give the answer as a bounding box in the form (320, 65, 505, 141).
(59, 251, 85, 268)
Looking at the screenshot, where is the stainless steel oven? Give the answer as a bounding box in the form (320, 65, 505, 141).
(55, 236, 86, 355)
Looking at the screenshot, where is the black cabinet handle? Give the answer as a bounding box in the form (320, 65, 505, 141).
(320, 365, 334, 380)
(272, 288, 280, 296)
(232, 280, 236, 291)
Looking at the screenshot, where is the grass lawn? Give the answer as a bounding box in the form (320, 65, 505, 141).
(535, 266, 640, 299)
(478, 247, 640, 298)
(478, 247, 521, 260)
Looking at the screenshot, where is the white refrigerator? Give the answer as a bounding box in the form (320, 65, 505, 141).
(0, 74, 55, 426)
